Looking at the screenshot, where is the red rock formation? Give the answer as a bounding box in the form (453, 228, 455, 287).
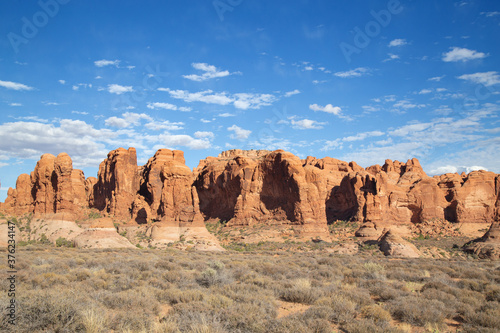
(92, 147, 140, 218)
(195, 149, 329, 236)
(435, 170, 498, 223)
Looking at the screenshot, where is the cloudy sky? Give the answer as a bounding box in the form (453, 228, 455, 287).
(1, 0, 499, 201)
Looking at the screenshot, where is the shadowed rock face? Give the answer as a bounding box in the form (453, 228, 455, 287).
(194, 150, 329, 236)
(93, 147, 140, 218)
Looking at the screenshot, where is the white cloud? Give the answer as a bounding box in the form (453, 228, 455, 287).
(389, 39, 407, 47)
(157, 133, 211, 150)
(393, 100, 426, 111)
(228, 125, 251, 140)
(428, 75, 445, 82)
(289, 117, 325, 130)
(105, 112, 152, 128)
(334, 67, 370, 78)
(429, 165, 487, 175)
(159, 88, 233, 106)
(309, 103, 351, 120)
(144, 120, 184, 131)
(183, 62, 240, 82)
(284, 89, 300, 97)
(159, 88, 277, 110)
(72, 85, 79, 91)
(481, 11, 500, 17)
(194, 131, 215, 139)
(71, 111, 89, 115)
(147, 102, 178, 111)
(0, 120, 116, 167)
(58, 79, 66, 85)
(383, 53, 400, 62)
(442, 47, 488, 62)
(42, 101, 61, 106)
(362, 105, 380, 112)
(94, 59, 120, 67)
(233, 93, 277, 110)
(343, 131, 384, 142)
(8, 103, 22, 107)
(458, 71, 500, 87)
(309, 103, 342, 115)
(107, 84, 133, 95)
(0, 80, 34, 91)
(418, 89, 432, 94)
(218, 113, 235, 117)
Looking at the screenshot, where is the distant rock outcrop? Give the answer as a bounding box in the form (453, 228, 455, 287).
(1, 148, 500, 248)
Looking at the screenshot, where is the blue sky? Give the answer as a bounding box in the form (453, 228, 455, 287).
(1, 0, 499, 201)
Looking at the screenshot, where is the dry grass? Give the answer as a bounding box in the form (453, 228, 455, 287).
(0, 245, 499, 332)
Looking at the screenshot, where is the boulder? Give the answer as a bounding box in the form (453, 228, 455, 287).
(378, 229, 421, 258)
(463, 221, 500, 259)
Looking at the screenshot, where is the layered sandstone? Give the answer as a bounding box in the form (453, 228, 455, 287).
(2, 153, 87, 217)
(92, 147, 140, 218)
(1, 148, 500, 246)
(194, 149, 329, 236)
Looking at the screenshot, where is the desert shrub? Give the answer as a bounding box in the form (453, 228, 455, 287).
(360, 304, 392, 323)
(80, 307, 108, 333)
(486, 284, 500, 302)
(343, 318, 403, 333)
(459, 278, 488, 292)
(315, 295, 357, 324)
(280, 278, 320, 304)
(56, 237, 74, 247)
(366, 281, 409, 301)
(464, 302, 500, 330)
(156, 288, 205, 304)
(267, 315, 331, 333)
(421, 288, 458, 311)
(15, 289, 85, 332)
(339, 286, 373, 309)
(388, 296, 447, 326)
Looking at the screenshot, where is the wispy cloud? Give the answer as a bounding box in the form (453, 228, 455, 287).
(309, 103, 351, 120)
(107, 84, 133, 95)
(388, 39, 407, 47)
(442, 47, 488, 62)
(458, 71, 500, 87)
(183, 63, 240, 82)
(105, 112, 152, 128)
(284, 89, 300, 97)
(146, 102, 191, 112)
(8, 102, 22, 107)
(159, 88, 277, 110)
(289, 116, 325, 130)
(0, 80, 34, 91)
(94, 59, 120, 67)
(428, 75, 445, 82)
(334, 67, 370, 78)
(228, 125, 251, 140)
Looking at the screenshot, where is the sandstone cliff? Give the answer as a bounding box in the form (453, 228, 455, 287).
(2, 148, 499, 244)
